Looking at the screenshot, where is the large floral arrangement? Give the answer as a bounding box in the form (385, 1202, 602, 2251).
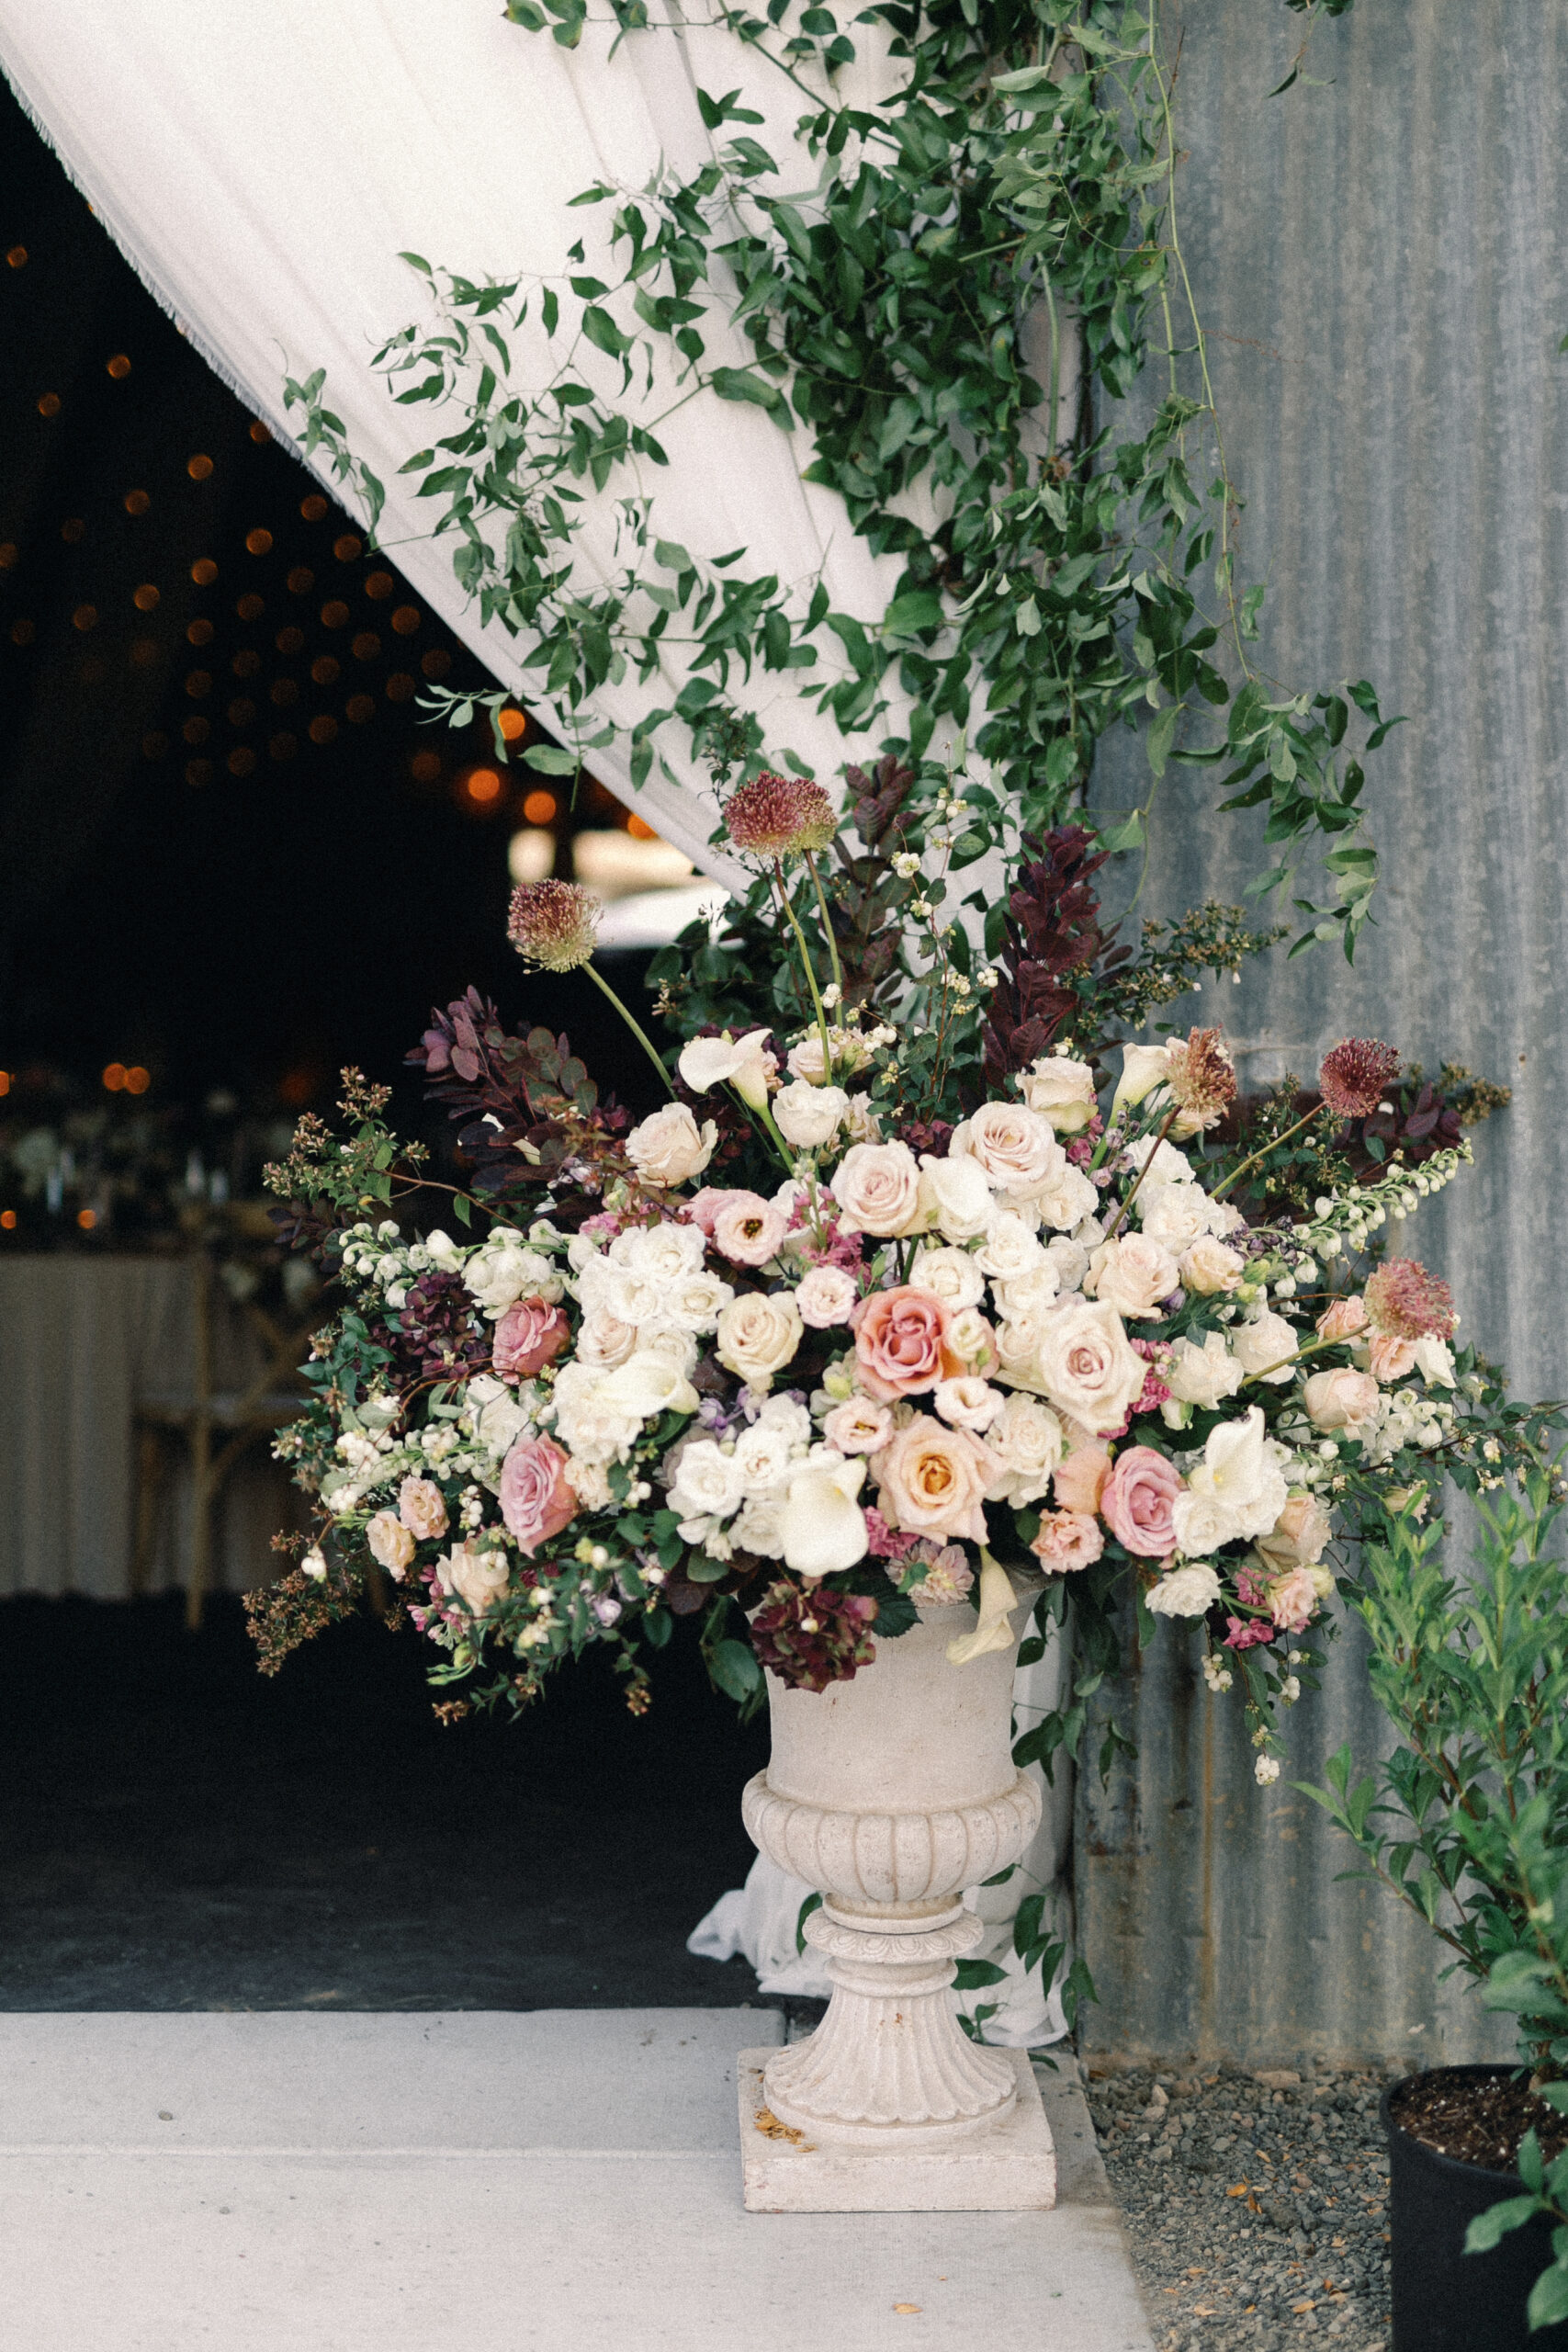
(253, 772, 1547, 1795)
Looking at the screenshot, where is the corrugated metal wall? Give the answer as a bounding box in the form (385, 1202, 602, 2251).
(1076, 0, 1568, 2065)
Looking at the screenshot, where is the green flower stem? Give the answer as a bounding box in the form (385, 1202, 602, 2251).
(1212, 1102, 1328, 1202)
(737, 1088, 795, 1173)
(774, 858, 834, 1081)
(1100, 1102, 1181, 1243)
(582, 960, 675, 1097)
(803, 850, 846, 1008)
(1242, 1329, 1343, 1388)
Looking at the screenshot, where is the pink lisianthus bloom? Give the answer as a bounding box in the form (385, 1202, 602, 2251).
(681, 1189, 729, 1237)
(493, 1296, 571, 1383)
(1267, 1566, 1320, 1632)
(1224, 1614, 1276, 1652)
(498, 1435, 578, 1556)
(710, 1190, 789, 1267)
(1031, 1510, 1105, 1573)
(821, 1396, 897, 1455)
(853, 1284, 957, 1401)
(1100, 1444, 1183, 1559)
(1052, 1443, 1113, 1515)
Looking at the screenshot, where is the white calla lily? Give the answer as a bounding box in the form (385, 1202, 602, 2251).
(777, 1453, 869, 1578)
(1111, 1041, 1172, 1118)
(677, 1028, 775, 1111)
(945, 1550, 1021, 1666)
(596, 1350, 699, 1423)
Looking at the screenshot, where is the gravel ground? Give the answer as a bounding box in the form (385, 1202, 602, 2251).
(1083, 2060, 1395, 2350)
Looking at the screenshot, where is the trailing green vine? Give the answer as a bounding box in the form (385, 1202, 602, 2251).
(288, 0, 1380, 953)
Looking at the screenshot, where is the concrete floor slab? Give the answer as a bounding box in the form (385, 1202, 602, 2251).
(0, 2011, 1155, 2352)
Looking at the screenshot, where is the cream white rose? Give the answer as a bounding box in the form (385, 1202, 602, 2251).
(1164, 1329, 1246, 1410)
(1146, 1562, 1223, 1616)
(1229, 1308, 1298, 1385)
(439, 1538, 512, 1617)
(575, 1308, 638, 1370)
(631, 1321, 700, 1376)
(773, 1080, 850, 1150)
(975, 1215, 1046, 1286)
(1303, 1366, 1381, 1432)
(1254, 1490, 1333, 1577)
(625, 1102, 717, 1189)
(732, 1419, 800, 1497)
(949, 1100, 1066, 1201)
(659, 1268, 735, 1335)
(907, 1245, 987, 1313)
(1180, 1235, 1245, 1297)
(933, 1375, 1005, 1433)
(732, 1495, 786, 1558)
(1035, 1300, 1147, 1434)
(915, 1152, 997, 1242)
(367, 1510, 415, 1577)
(715, 1290, 804, 1390)
(829, 1140, 923, 1237)
(1087, 1232, 1179, 1319)
(1034, 1161, 1100, 1233)
(984, 1392, 1066, 1505)
(1017, 1054, 1099, 1134)
(668, 1440, 748, 1525)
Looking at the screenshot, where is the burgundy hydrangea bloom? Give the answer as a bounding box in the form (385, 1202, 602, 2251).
(1318, 1036, 1401, 1120)
(390, 1270, 493, 1380)
(507, 879, 602, 972)
(1364, 1258, 1457, 1341)
(749, 1578, 879, 1693)
(723, 772, 837, 860)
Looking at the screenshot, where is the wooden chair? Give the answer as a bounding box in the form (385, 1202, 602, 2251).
(130, 1238, 317, 1628)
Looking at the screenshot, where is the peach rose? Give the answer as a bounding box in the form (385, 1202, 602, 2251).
(1100, 1444, 1182, 1559)
(1052, 1443, 1112, 1513)
(708, 1191, 789, 1268)
(493, 1296, 571, 1383)
(498, 1435, 578, 1556)
(874, 1415, 993, 1543)
(438, 1536, 513, 1617)
(1317, 1295, 1370, 1343)
(1368, 1331, 1418, 1383)
(853, 1284, 957, 1401)
(366, 1510, 415, 1578)
(1255, 1490, 1332, 1577)
(829, 1140, 923, 1237)
(399, 1476, 448, 1541)
(1302, 1366, 1381, 1433)
(822, 1396, 897, 1455)
(1031, 1510, 1105, 1573)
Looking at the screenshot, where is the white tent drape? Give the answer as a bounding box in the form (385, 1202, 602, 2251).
(0, 0, 960, 882)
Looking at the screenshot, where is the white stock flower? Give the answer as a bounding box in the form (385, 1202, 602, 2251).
(996, 1262, 1063, 1318)
(773, 1080, 851, 1149)
(777, 1453, 868, 1578)
(677, 1029, 775, 1110)
(916, 1152, 997, 1242)
(668, 1440, 748, 1525)
(1017, 1054, 1098, 1135)
(1146, 1562, 1224, 1617)
(1123, 1136, 1193, 1185)
(756, 1394, 813, 1447)
(625, 1103, 717, 1189)
(985, 1392, 1066, 1505)
(1229, 1308, 1299, 1385)
(576, 1260, 664, 1329)
(908, 1245, 987, 1313)
(1164, 1329, 1245, 1410)
(464, 1229, 563, 1317)
(1044, 1231, 1092, 1292)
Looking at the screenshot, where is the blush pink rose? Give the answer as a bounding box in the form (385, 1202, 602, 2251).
(493, 1296, 571, 1383)
(853, 1284, 957, 1401)
(1052, 1443, 1112, 1515)
(708, 1191, 789, 1267)
(1267, 1566, 1320, 1631)
(1303, 1366, 1381, 1432)
(1368, 1331, 1418, 1383)
(498, 1435, 578, 1556)
(1030, 1510, 1105, 1573)
(399, 1476, 448, 1541)
(1317, 1295, 1370, 1343)
(1100, 1444, 1183, 1559)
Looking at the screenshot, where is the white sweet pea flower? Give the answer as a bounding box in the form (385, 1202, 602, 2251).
(677, 1029, 775, 1111)
(946, 1552, 1021, 1666)
(777, 1453, 869, 1578)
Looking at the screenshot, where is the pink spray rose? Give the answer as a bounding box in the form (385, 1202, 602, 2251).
(853, 1284, 957, 1401)
(399, 1476, 448, 1541)
(1031, 1510, 1105, 1573)
(1316, 1295, 1369, 1343)
(795, 1263, 861, 1328)
(1052, 1443, 1113, 1516)
(499, 1435, 578, 1556)
(493, 1296, 571, 1383)
(1267, 1566, 1321, 1632)
(1303, 1366, 1381, 1433)
(1100, 1444, 1183, 1560)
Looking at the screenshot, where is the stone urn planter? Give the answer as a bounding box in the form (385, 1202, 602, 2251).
(736, 1593, 1057, 2212)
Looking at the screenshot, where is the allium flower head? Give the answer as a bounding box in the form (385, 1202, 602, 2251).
(1363, 1257, 1457, 1341)
(1318, 1035, 1400, 1120)
(506, 879, 602, 973)
(723, 772, 837, 861)
(1164, 1026, 1236, 1122)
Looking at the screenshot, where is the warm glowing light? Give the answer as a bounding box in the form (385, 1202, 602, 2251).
(187, 619, 214, 647)
(0, 544, 15, 570)
(321, 600, 350, 629)
(410, 751, 442, 785)
(245, 527, 274, 557)
(498, 707, 527, 741)
(333, 534, 363, 563)
(107, 353, 131, 379)
(186, 760, 213, 786)
(0, 1211, 16, 1231)
(37, 392, 61, 417)
(191, 558, 218, 585)
(124, 490, 152, 516)
(0, 1071, 11, 1095)
(310, 655, 340, 686)
(236, 594, 265, 622)
(6, 246, 26, 268)
(11, 619, 35, 646)
(186, 671, 213, 698)
(276, 626, 305, 656)
(77, 1209, 97, 1230)
(103, 1063, 127, 1091)
(352, 631, 380, 662)
(73, 605, 98, 633)
(287, 567, 315, 595)
(345, 694, 376, 725)
(132, 584, 160, 613)
(229, 748, 256, 777)
(249, 419, 272, 444)
(421, 649, 452, 679)
(364, 571, 394, 601)
(523, 789, 558, 825)
(278, 1068, 315, 1107)
(187, 454, 214, 481)
(626, 813, 659, 841)
(467, 768, 502, 806)
(299, 494, 328, 523)
(390, 605, 420, 636)
(309, 715, 338, 744)
(125, 1067, 151, 1094)
(386, 673, 415, 703)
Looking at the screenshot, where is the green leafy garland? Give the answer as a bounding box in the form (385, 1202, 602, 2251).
(288, 0, 1386, 955)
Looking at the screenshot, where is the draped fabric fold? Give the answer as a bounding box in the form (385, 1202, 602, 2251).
(0, 0, 949, 879)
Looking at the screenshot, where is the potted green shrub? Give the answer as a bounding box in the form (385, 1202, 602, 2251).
(1306, 1465, 1568, 2346)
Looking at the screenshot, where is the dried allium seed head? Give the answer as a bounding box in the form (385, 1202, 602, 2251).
(1364, 1258, 1456, 1342)
(723, 771, 837, 860)
(506, 879, 602, 972)
(1319, 1035, 1401, 1120)
(1164, 1026, 1237, 1120)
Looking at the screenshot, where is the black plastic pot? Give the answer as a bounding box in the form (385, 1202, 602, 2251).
(1383, 2064, 1568, 2351)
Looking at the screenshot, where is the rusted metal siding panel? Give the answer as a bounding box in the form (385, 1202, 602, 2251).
(1077, 0, 1567, 2064)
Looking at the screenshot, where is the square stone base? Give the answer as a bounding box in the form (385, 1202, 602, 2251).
(739, 2047, 1057, 2213)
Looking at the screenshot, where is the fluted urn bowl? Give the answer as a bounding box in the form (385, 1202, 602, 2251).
(741, 1597, 1041, 2150)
